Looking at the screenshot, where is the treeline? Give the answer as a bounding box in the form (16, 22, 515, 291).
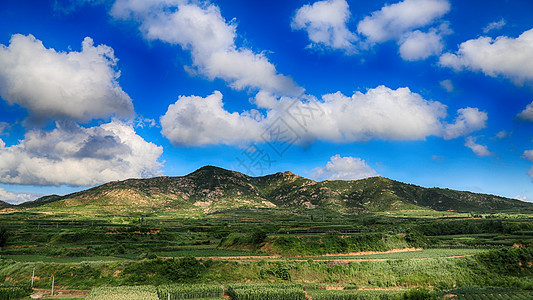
(219, 231, 414, 256)
(417, 220, 533, 236)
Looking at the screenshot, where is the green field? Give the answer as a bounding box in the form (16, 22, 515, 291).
(1, 207, 533, 299)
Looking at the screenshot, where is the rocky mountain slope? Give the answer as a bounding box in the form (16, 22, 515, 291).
(19, 166, 533, 214)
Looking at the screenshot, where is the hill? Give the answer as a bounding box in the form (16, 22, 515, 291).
(19, 165, 533, 214)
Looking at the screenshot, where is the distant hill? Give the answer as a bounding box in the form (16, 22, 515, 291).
(17, 165, 533, 214)
(0, 200, 11, 209)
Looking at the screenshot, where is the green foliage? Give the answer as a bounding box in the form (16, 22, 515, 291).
(251, 229, 268, 245)
(308, 290, 403, 300)
(0, 286, 32, 300)
(226, 284, 305, 300)
(400, 288, 437, 300)
(270, 233, 408, 256)
(218, 230, 267, 250)
(123, 256, 206, 284)
(86, 285, 158, 300)
(405, 228, 430, 248)
(475, 246, 533, 275)
(0, 228, 8, 248)
(259, 262, 293, 281)
(417, 219, 533, 236)
(156, 284, 223, 299)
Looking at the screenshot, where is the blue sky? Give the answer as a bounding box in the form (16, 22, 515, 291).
(0, 0, 532, 204)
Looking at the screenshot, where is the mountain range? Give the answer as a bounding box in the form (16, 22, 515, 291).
(5, 166, 531, 214)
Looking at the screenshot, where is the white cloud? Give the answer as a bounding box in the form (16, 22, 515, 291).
(291, 0, 357, 53)
(528, 167, 533, 182)
(399, 29, 444, 61)
(0, 188, 40, 205)
(465, 136, 492, 157)
(483, 19, 506, 34)
(357, 0, 450, 43)
(443, 107, 487, 140)
(514, 195, 530, 202)
(134, 116, 157, 128)
(517, 101, 533, 122)
(161, 86, 490, 146)
(524, 150, 533, 162)
(308, 86, 447, 141)
(0, 34, 133, 122)
(311, 154, 378, 181)
(161, 86, 489, 146)
(110, 0, 301, 96)
(439, 28, 533, 84)
(439, 79, 454, 92)
(495, 130, 508, 139)
(160, 91, 263, 146)
(0, 121, 163, 186)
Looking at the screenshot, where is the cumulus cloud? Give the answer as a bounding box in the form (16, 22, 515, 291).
(308, 86, 447, 141)
(357, 0, 450, 43)
(399, 29, 445, 61)
(0, 34, 133, 123)
(291, 0, 357, 53)
(311, 154, 378, 181)
(161, 86, 486, 146)
(465, 136, 492, 157)
(483, 19, 506, 34)
(517, 101, 533, 122)
(160, 91, 263, 146)
(439, 28, 533, 84)
(443, 107, 487, 140)
(110, 0, 301, 95)
(0, 121, 163, 186)
(0, 188, 40, 205)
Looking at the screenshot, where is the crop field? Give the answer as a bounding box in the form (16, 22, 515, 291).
(440, 287, 533, 300)
(1, 207, 533, 299)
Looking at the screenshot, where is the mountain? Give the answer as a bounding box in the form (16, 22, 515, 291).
(0, 200, 11, 209)
(19, 166, 533, 214)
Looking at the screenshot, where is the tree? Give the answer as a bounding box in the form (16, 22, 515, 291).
(0, 228, 8, 249)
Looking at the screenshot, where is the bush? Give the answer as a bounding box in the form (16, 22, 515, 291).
(401, 288, 438, 300)
(0, 228, 8, 249)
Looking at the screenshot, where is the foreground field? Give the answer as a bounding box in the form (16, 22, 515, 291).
(1, 207, 533, 299)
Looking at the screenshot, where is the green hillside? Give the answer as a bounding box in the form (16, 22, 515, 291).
(18, 165, 533, 214)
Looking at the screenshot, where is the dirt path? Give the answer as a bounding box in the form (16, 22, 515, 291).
(295, 254, 475, 263)
(31, 288, 89, 299)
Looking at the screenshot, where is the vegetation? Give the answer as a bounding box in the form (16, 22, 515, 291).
(156, 284, 223, 299)
(226, 284, 306, 300)
(1, 166, 533, 298)
(86, 285, 158, 300)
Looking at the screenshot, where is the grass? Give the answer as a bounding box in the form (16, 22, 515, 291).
(1, 207, 533, 292)
(303, 248, 485, 260)
(1, 255, 131, 263)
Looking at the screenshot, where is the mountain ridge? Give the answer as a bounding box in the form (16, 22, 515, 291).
(16, 165, 533, 214)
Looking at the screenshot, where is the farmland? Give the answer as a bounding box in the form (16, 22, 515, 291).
(1, 207, 533, 299)
(1, 167, 533, 298)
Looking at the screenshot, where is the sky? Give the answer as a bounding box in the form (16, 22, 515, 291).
(0, 0, 532, 204)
